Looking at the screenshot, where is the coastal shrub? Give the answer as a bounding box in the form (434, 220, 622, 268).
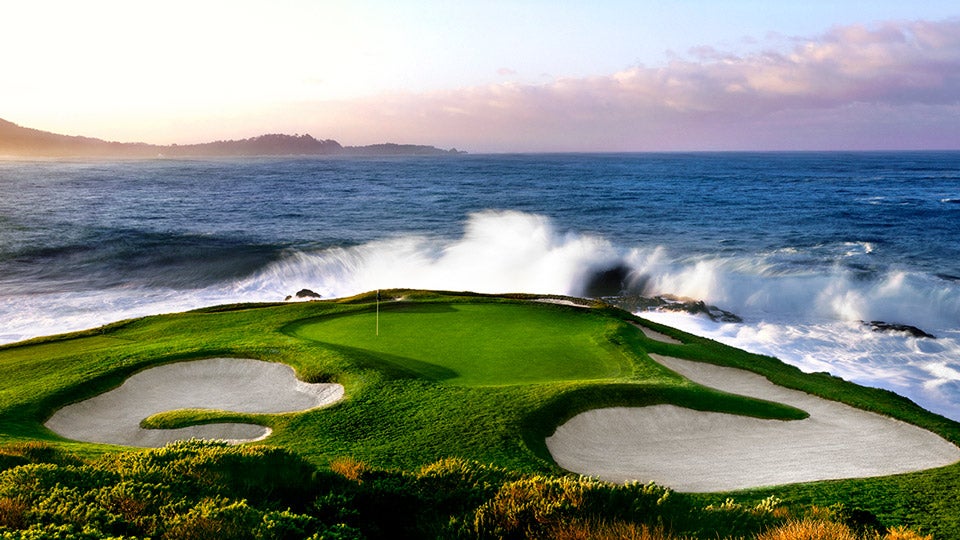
(545, 519, 682, 540)
(471, 476, 679, 539)
(0, 522, 117, 539)
(91, 480, 173, 536)
(472, 476, 585, 539)
(0, 456, 28, 475)
(0, 442, 83, 474)
(304, 523, 365, 540)
(311, 492, 361, 529)
(753, 519, 932, 540)
(0, 464, 116, 501)
(692, 496, 787, 537)
(0, 443, 329, 539)
(828, 504, 888, 537)
(416, 458, 513, 492)
(414, 458, 516, 517)
(882, 526, 933, 540)
(162, 498, 261, 540)
(316, 464, 425, 538)
(0, 442, 940, 540)
(0, 497, 28, 529)
(99, 440, 316, 509)
(329, 457, 371, 484)
(161, 497, 321, 540)
(755, 519, 858, 540)
(350, 472, 424, 538)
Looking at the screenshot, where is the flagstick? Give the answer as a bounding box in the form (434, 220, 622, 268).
(376, 289, 380, 336)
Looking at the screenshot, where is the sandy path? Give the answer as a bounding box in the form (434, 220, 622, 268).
(546, 354, 960, 492)
(45, 357, 344, 447)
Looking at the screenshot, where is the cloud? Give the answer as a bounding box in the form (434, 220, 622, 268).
(288, 19, 960, 151)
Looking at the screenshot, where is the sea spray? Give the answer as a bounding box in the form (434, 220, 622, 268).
(237, 211, 960, 419)
(643, 311, 960, 421)
(238, 210, 622, 298)
(633, 254, 960, 332)
(2, 153, 959, 419)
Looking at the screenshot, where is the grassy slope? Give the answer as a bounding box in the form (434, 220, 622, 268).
(1, 290, 959, 536)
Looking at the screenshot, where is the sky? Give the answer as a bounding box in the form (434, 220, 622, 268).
(4, 1, 960, 152)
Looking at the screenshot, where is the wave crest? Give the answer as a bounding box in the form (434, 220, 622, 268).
(240, 210, 621, 298)
(236, 211, 959, 336)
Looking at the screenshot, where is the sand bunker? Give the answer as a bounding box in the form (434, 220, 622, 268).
(535, 298, 591, 309)
(547, 354, 960, 492)
(633, 323, 683, 345)
(45, 357, 344, 447)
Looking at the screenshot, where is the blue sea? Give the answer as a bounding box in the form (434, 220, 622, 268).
(2, 152, 959, 419)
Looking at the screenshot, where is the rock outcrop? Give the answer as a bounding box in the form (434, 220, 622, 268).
(284, 289, 322, 301)
(864, 320, 936, 339)
(603, 294, 743, 323)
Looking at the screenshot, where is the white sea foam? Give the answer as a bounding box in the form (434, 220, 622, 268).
(2, 210, 959, 421)
(642, 311, 960, 421)
(236, 210, 620, 298)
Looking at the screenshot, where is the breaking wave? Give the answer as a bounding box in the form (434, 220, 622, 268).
(2, 210, 959, 419)
(224, 210, 960, 421)
(238, 211, 960, 335)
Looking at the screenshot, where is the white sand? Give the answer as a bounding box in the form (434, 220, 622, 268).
(45, 357, 344, 447)
(535, 298, 591, 308)
(546, 354, 960, 492)
(633, 323, 683, 344)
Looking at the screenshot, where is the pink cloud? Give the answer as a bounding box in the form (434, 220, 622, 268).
(290, 19, 960, 151)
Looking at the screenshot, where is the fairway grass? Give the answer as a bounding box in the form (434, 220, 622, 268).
(289, 302, 632, 386)
(2, 290, 960, 535)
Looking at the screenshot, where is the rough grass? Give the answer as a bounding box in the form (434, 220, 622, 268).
(0, 290, 958, 536)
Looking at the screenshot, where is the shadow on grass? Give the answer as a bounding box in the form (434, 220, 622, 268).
(316, 342, 459, 382)
(280, 301, 460, 337)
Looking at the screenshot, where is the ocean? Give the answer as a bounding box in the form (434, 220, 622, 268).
(2, 152, 959, 419)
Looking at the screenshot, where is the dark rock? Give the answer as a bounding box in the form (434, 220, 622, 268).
(602, 294, 743, 323)
(660, 298, 743, 323)
(583, 264, 633, 297)
(296, 289, 322, 299)
(286, 289, 322, 301)
(864, 320, 935, 339)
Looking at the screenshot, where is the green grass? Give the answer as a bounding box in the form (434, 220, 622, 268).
(0, 290, 959, 536)
(140, 408, 271, 430)
(289, 302, 632, 386)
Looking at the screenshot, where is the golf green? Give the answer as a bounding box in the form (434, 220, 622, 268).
(291, 302, 632, 386)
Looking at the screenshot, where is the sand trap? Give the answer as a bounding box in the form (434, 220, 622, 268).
(535, 298, 592, 309)
(546, 354, 960, 492)
(45, 358, 344, 447)
(633, 323, 683, 344)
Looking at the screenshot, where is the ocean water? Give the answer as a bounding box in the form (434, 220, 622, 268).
(1, 152, 959, 419)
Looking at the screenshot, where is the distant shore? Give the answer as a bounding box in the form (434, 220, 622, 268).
(0, 117, 465, 158)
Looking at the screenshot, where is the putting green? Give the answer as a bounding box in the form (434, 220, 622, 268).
(291, 302, 631, 386)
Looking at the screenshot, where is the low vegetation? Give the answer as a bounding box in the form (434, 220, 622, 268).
(0, 290, 958, 538)
(0, 440, 936, 539)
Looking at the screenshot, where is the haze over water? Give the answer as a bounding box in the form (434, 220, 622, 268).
(1, 152, 959, 419)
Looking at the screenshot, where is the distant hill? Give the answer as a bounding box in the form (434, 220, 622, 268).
(0, 118, 465, 158)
